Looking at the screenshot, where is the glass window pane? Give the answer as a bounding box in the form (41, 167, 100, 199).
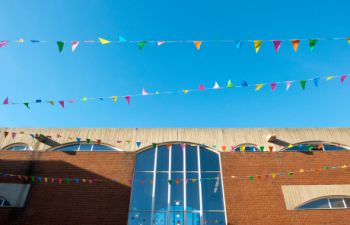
(324, 144, 348, 151)
(203, 212, 226, 225)
(186, 172, 200, 211)
(154, 173, 169, 211)
(186, 212, 200, 225)
(92, 144, 115, 151)
(186, 145, 198, 171)
(329, 198, 345, 208)
(201, 172, 224, 210)
(129, 172, 153, 211)
(170, 173, 184, 211)
(157, 146, 169, 171)
(172, 144, 183, 171)
(56, 144, 79, 151)
(298, 198, 330, 209)
(128, 211, 152, 225)
(153, 212, 168, 225)
(170, 211, 184, 225)
(200, 148, 220, 171)
(12, 145, 28, 151)
(135, 148, 155, 171)
(79, 144, 93, 151)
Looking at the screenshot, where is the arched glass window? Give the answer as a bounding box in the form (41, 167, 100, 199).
(0, 196, 11, 207)
(2, 143, 32, 151)
(128, 143, 226, 225)
(234, 144, 259, 152)
(283, 142, 350, 152)
(52, 142, 120, 151)
(296, 196, 350, 210)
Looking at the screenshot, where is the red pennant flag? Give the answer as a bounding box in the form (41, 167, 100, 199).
(199, 84, 205, 90)
(166, 143, 171, 150)
(3, 97, 8, 105)
(221, 146, 226, 151)
(270, 82, 277, 91)
(268, 146, 273, 152)
(58, 100, 64, 108)
(97, 139, 101, 144)
(11, 132, 16, 139)
(273, 40, 281, 52)
(341, 75, 348, 83)
(58, 178, 63, 184)
(4, 131, 9, 138)
(124, 96, 131, 104)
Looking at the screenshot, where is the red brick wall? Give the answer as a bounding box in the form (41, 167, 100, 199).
(0, 151, 350, 225)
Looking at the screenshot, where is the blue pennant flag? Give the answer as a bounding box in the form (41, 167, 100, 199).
(242, 80, 248, 87)
(313, 77, 320, 87)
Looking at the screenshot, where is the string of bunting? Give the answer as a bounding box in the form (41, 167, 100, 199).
(1, 163, 348, 185)
(1, 36, 350, 53)
(1, 130, 339, 152)
(1, 74, 348, 109)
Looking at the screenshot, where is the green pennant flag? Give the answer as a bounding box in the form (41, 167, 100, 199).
(309, 39, 317, 51)
(24, 102, 30, 109)
(308, 145, 313, 151)
(31, 176, 36, 182)
(259, 146, 265, 152)
(57, 41, 64, 52)
(249, 176, 254, 181)
(324, 166, 329, 170)
(300, 80, 307, 90)
(66, 178, 71, 184)
(86, 138, 90, 144)
(168, 180, 172, 185)
(138, 41, 147, 50)
(152, 143, 157, 148)
(227, 80, 233, 88)
(288, 172, 294, 176)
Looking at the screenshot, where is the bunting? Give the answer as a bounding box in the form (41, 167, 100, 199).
(57, 41, 64, 52)
(193, 41, 202, 50)
(253, 40, 262, 53)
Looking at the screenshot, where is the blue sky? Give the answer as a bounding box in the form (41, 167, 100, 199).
(0, 0, 349, 128)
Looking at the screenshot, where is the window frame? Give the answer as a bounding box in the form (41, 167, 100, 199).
(0, 196, 10, 207)
(281, 141, 350, 152)
(49, 141, 122, 152)
(2, 143, 33, 151)
(128, 142, 228, 225)
(295, 196, 350, 210)
(234, 143, 260, 152)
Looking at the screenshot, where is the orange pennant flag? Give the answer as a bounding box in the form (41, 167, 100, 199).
(253, 40, 262, 53)
(291, 40, 300, 52)
(166, 144, 171, 150)
(193, 41, 202, 50)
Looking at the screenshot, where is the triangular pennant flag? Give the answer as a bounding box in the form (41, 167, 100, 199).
(35, 99, 42, 103)
(98, 37, 111, 45)
(157, 41, 165, 46)
(313, 77, 320, 87)
(183, 90, 189, 94)
(0, 41, 8, 48)
(16, 38, 25, 43)
(309, 39, 317, 51)
(273, 40, 281, 52)
(136, 141, 141, 148)
(166, 144, 171, 150)
(71, 41, 79, 52)
(76, 138, 81, 143)
(31, 40, 40, 43)
(81, 97, 88, 102)
(347, 38, 350, 44)
(138, 41, 147, 50)
(271, 173, 277, 179)
(213, 82, 220, 89)
(199, 84, 205, 90)
(29, 134, 35, 139)
(3, 97, 8, 105)
(181, 143, 186, 151)
(152, 143, 157, 148)
(249, 176, 254, 181)
(124, 96, 131, 104)
(4, 131, 9, 138)
(291, 40, 300, 52)
(193, 41, 202, 50)
(253, 40, 262, 53)
(112, 96, 118, 102)
(24, 103, 30, 109)
(300, 80, 307, 90)
(260, 146, 265, 152)
(286, 81, 292, 91)
(341, 75, 348, 83)
(221, 146, 226, 151)
(142, 88, 148, 96)
(241, 146, 246, 152)
(227, 80, 233, 88)
(326, 76, 334, 81)
(242, 80, 248, 87)
(235, 41, 243, 51)
(288, 144, 293, 148)
(86, 138, 90, 144)
(11, 132, 16, 139)
(255, 84, 263, 91)
(270, 82, 277, 91)
(268, 146, 273, 152)
(58, 101, 64, 108)
(57, 41, 64, 52)
(49, 101, 54, 106)
(119, 36, 127, 43)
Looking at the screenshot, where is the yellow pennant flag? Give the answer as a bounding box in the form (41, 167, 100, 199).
(347, 38, 350, 44)
(183, 90, 189, 94)
(255, 84, 263, 91)
(288, 144, 293, 148)
(299, 169, 304, 173)
(326, 76, 334, 80)
(253, 40, 262, 53)
(98, 37, 111, 45)
(112, 96, 118, 102)
(193, 41, 202, 50)
(271, 173, 277, 179)
(241, 146, 246, 152)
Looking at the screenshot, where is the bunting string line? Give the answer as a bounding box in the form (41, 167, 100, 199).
(1, 73, 348, 109)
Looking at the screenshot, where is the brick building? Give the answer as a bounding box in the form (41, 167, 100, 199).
(0, 128, 349, 225)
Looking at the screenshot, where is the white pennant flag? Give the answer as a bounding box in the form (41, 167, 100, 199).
(286, 81, 292, 91)
(157, 41, 165, 46)
(142, 88, 148, 96)
(71, 41, 79, 52)
(213, 81, 220, 89)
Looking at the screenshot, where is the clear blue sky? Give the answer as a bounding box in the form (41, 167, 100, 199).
(0, 0, 349, 128)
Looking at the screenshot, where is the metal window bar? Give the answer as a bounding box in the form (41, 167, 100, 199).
(150, 146, 158, 225)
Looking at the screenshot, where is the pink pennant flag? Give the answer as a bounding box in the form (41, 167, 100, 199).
(199, 84, 205, 90)
(157, 41, 165, 46)
(270, 82, 277, 91)
(71, 41, 79, 52)
(286, 81, 292, 91)
(0, 41, 8, 48)
(341, 75, 348, 83)
(58, 101, 65, 108)
(273, 40, 281, 53)
(3, 97, 8, 105)
(230, 146, 235, 152)
(142, 88, 148, 96)
(181, 143, 186, 151)
(124, 96, 131, 104)
(11, 132, 16, 139)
